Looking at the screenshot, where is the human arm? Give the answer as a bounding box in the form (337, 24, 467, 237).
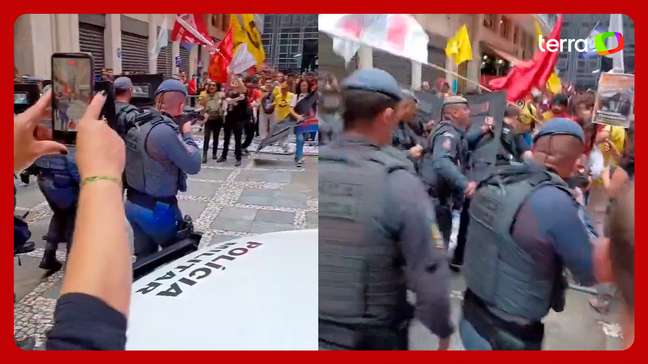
(601, 166, 630, 199)
(14, 90, 67, 172)
(48, 93, 129, 350)
(385, 171, 454, 344)
(527, 187, 597, 286)
(147, 123, 202, 175)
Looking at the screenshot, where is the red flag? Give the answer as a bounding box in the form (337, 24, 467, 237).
(171, 14, 212, 46)
(488, 16, 563, 102)
(208, 28, 233, 83)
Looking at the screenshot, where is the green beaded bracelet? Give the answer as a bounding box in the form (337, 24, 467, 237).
(81, 176, 122, 187)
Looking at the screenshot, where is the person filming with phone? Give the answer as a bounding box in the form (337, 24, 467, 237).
(123, 79, 202, 261)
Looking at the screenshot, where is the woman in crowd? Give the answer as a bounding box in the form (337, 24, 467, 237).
(199, 81, 225, 163)
(219, 77, 249, 167)
(293, 79, 317, 167)
(258, 79, 275, 139)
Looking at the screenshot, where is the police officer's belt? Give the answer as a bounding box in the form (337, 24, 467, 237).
(126, 188, 177, 209)
(463, 289, 544, 349)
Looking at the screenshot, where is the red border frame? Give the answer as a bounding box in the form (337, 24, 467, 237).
(4, 1, 643, 361)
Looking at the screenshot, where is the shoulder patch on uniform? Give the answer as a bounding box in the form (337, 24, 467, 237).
(442, 137, 452, 151)
(442, 132, 455, 138)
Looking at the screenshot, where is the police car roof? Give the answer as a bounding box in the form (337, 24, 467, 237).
(126, 229, 317, 350)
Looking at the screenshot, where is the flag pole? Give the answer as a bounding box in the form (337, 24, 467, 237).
(324, 34, 544, 122)
(324, 33, 493, 92)
(418, 61, 492, 93)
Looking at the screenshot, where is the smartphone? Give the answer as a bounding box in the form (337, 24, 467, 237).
(51, 53, 94, 145)
(95, 80, 117, 131)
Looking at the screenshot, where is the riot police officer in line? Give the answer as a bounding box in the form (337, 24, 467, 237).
(317, 73, 344, 146)
(319, 68, 453, 350)
(124, 79, 201, 261)
(392, 90, 426, 168)
(460, 119, 597, 350)
(450, 103, 532, 272)
(420, 96, 485, 248)
(114, 77, 139, 138)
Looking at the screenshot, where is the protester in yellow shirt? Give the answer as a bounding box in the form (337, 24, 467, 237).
(273, 82, 302, 123)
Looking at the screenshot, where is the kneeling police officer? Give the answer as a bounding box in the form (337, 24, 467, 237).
(31, 153, 80, 271)
(124, 79, 201, 261)
(460, 118, 597, 350)
(319, 68, 453, 350)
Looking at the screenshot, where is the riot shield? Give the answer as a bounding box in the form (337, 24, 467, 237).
(125, 74, 164, 108)
(256, 120, 297, 152)
(465, 92, 506, 182)
(414, 90, 443, 125)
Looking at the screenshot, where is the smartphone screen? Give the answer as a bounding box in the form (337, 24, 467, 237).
(52, 53, 93, 143)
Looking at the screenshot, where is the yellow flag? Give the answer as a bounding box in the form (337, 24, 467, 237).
(445, 24, 473, 65)
(230, 14, 266, 65)
(536, 20, 561, 93)
(534, 20, 544, 41)
(546, 72, 562, 94)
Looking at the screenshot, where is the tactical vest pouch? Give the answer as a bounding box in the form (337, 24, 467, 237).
(463, 290, 544, 350)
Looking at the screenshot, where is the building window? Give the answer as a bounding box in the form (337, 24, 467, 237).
(527, 33, 535, 54)
(500, 16, 511, 40)
(513, 25, 520, 44)
(483, 14, 497, 31)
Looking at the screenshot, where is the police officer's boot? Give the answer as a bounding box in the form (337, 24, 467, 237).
(202, 153, 208, 164)
(39, 242, 62, 272)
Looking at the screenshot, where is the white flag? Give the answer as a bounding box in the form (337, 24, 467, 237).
(607, 14, 624, 73)
(332, 37, 361, 65)
(319, 14, 429, 64)
(229, 43, 257, 75)
(150, 15, 169, 60)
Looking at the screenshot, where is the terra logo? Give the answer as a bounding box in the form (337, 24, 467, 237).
(538, 32, 624, 55)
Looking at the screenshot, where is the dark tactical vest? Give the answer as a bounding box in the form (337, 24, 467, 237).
(115, 102, 140, 138)
(381, 146, 416, 175)
(319, 142, 412, 328)
(463, 164, 573, 320)
(318, 112, 344, 146)
(125, 110, 187, 198)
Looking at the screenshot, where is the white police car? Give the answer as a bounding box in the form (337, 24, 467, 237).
(126, 229, 318, 350)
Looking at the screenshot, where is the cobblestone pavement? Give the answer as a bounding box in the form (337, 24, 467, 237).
(13, 133, 318, 348)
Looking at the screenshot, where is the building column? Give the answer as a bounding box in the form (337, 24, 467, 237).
(189, 45, 198, 76)
(466, 14, 484, 92)
(148, 14, 157, 74)
(411, 61, 422, 90)
(104, 14, 122, 74)
(172, 41, 180, 75)
(357, 45, 373, 69)
(53, 14, 80, 53)
(14, 14, 55, 78)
